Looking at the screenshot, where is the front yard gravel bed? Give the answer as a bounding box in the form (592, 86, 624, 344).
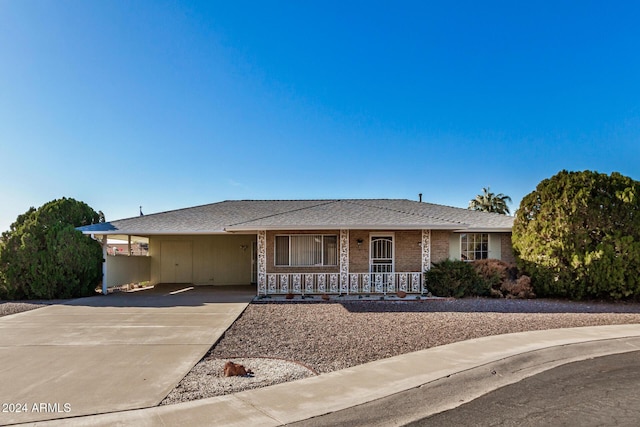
(163, 298, 640, 404)
(6, 297, 640, 405)
(0, 302, 48, 317)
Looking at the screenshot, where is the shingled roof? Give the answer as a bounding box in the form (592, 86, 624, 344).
(78, 199, 514, 236)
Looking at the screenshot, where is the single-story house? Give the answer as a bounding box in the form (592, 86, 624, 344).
(78, 199, 515, 296)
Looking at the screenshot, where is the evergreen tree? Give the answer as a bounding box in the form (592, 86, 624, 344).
(512, 170, 640, 300)
(0, 198, 104, 299)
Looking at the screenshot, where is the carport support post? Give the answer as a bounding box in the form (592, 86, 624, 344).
(102, 236, 108, 295)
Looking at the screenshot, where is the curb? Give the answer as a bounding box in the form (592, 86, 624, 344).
(290, 336, 640, 426)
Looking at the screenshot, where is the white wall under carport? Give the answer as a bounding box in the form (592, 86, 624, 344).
(148, 234, 256, 285)
(105, 254, 151, 288)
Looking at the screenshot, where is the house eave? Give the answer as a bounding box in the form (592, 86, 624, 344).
(79, 226, 510, 235)
(452, 228, 512, 233)
(224, 224, 470, 232)
(79, 230, 230, 236)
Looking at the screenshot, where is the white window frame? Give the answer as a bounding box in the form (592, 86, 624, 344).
(460, 233, 489, 261)
(274, 234, 338, 267)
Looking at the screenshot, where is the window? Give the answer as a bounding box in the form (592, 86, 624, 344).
(275, 235, 338, 266)
(460, 233, 489, 261)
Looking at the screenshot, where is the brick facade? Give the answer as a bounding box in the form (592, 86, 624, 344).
(267, 229, 424, 273)
(395, 231, 422, 271)
(348, 230, 370, 272)
(431, 230, 452, 264)
(265, 229, 514, 273)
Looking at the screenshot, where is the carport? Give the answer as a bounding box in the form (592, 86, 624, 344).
(78, 216, 258, 294)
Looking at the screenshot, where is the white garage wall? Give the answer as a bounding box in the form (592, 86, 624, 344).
(149, 234, 256, 285)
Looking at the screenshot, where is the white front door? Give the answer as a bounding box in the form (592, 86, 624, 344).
(370, 235, 394, 273)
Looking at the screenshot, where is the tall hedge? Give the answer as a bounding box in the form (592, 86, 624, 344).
(512, 170, 640, 300)
(0, 198, 104, 300)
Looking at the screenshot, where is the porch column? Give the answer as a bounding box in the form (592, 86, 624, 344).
(339, 229, 349, 294)
(421, 229, 431, 272)
(421, 229, 431, 294)
(257, 230, 267, 295)
(102, 235, 108, 295)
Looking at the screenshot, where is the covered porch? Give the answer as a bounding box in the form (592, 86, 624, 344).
(255, 229, 432, 296)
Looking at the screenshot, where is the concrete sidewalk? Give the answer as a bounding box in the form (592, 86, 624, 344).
(26, 323, 640, 427)
(0, 285, 253, 425)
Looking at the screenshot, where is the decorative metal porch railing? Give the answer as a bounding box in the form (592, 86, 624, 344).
(261, 272, 424, 295)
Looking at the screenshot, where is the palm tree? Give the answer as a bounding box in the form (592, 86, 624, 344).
(468, 187, 512, 215)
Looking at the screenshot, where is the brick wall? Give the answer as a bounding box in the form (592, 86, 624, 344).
(348, 230, 422, 272)
(395, 230, 422, 271)
(265, 229, 456, 273)
(431, 230, 452, 264)
(349, 230, 369, 272)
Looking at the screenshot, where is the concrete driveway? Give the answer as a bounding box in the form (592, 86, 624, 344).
(0, 285, 254, 425)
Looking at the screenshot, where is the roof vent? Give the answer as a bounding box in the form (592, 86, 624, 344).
(418, 193, 423, 203)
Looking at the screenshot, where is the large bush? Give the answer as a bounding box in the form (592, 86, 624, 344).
(471, 259, 535, 299)
(425, 259, 489, 297)
(426, 259, 534, 299)
(512, 170, 640, 300)
(0, 198, 104, 300)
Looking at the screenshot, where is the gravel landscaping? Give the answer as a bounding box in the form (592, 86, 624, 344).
(0, 301, 49, 317)
(5, 296, 640, 406)
(162, 298, 640, 405)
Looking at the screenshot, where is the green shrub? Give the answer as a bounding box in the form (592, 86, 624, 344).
(513, 170, 640, 300)
(425, 259, 535, 299)
(425, 259, 489, 298)
(0, 198, 104, 300)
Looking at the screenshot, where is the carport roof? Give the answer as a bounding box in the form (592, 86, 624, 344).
(77, 199, 514, 236)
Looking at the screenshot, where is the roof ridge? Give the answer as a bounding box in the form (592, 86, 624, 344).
(344, 200, 466, 225)
(107, 200, 239, 223)
(225, 200, 338, 227)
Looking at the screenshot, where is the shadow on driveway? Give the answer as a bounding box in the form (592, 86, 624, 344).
(64, 284, 257, 307)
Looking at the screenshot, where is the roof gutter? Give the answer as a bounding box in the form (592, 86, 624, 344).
(224, 223, 471, 232)
(451, 228, 513, 233)
(78, 230, 232, 236)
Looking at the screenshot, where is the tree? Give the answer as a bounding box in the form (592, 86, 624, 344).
(512, 170, 640, 300)
(0, 198, 104, 300)
(468, 187, 512, 215)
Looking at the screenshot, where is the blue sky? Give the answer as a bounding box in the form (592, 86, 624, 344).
(1, 1, 639, 232)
